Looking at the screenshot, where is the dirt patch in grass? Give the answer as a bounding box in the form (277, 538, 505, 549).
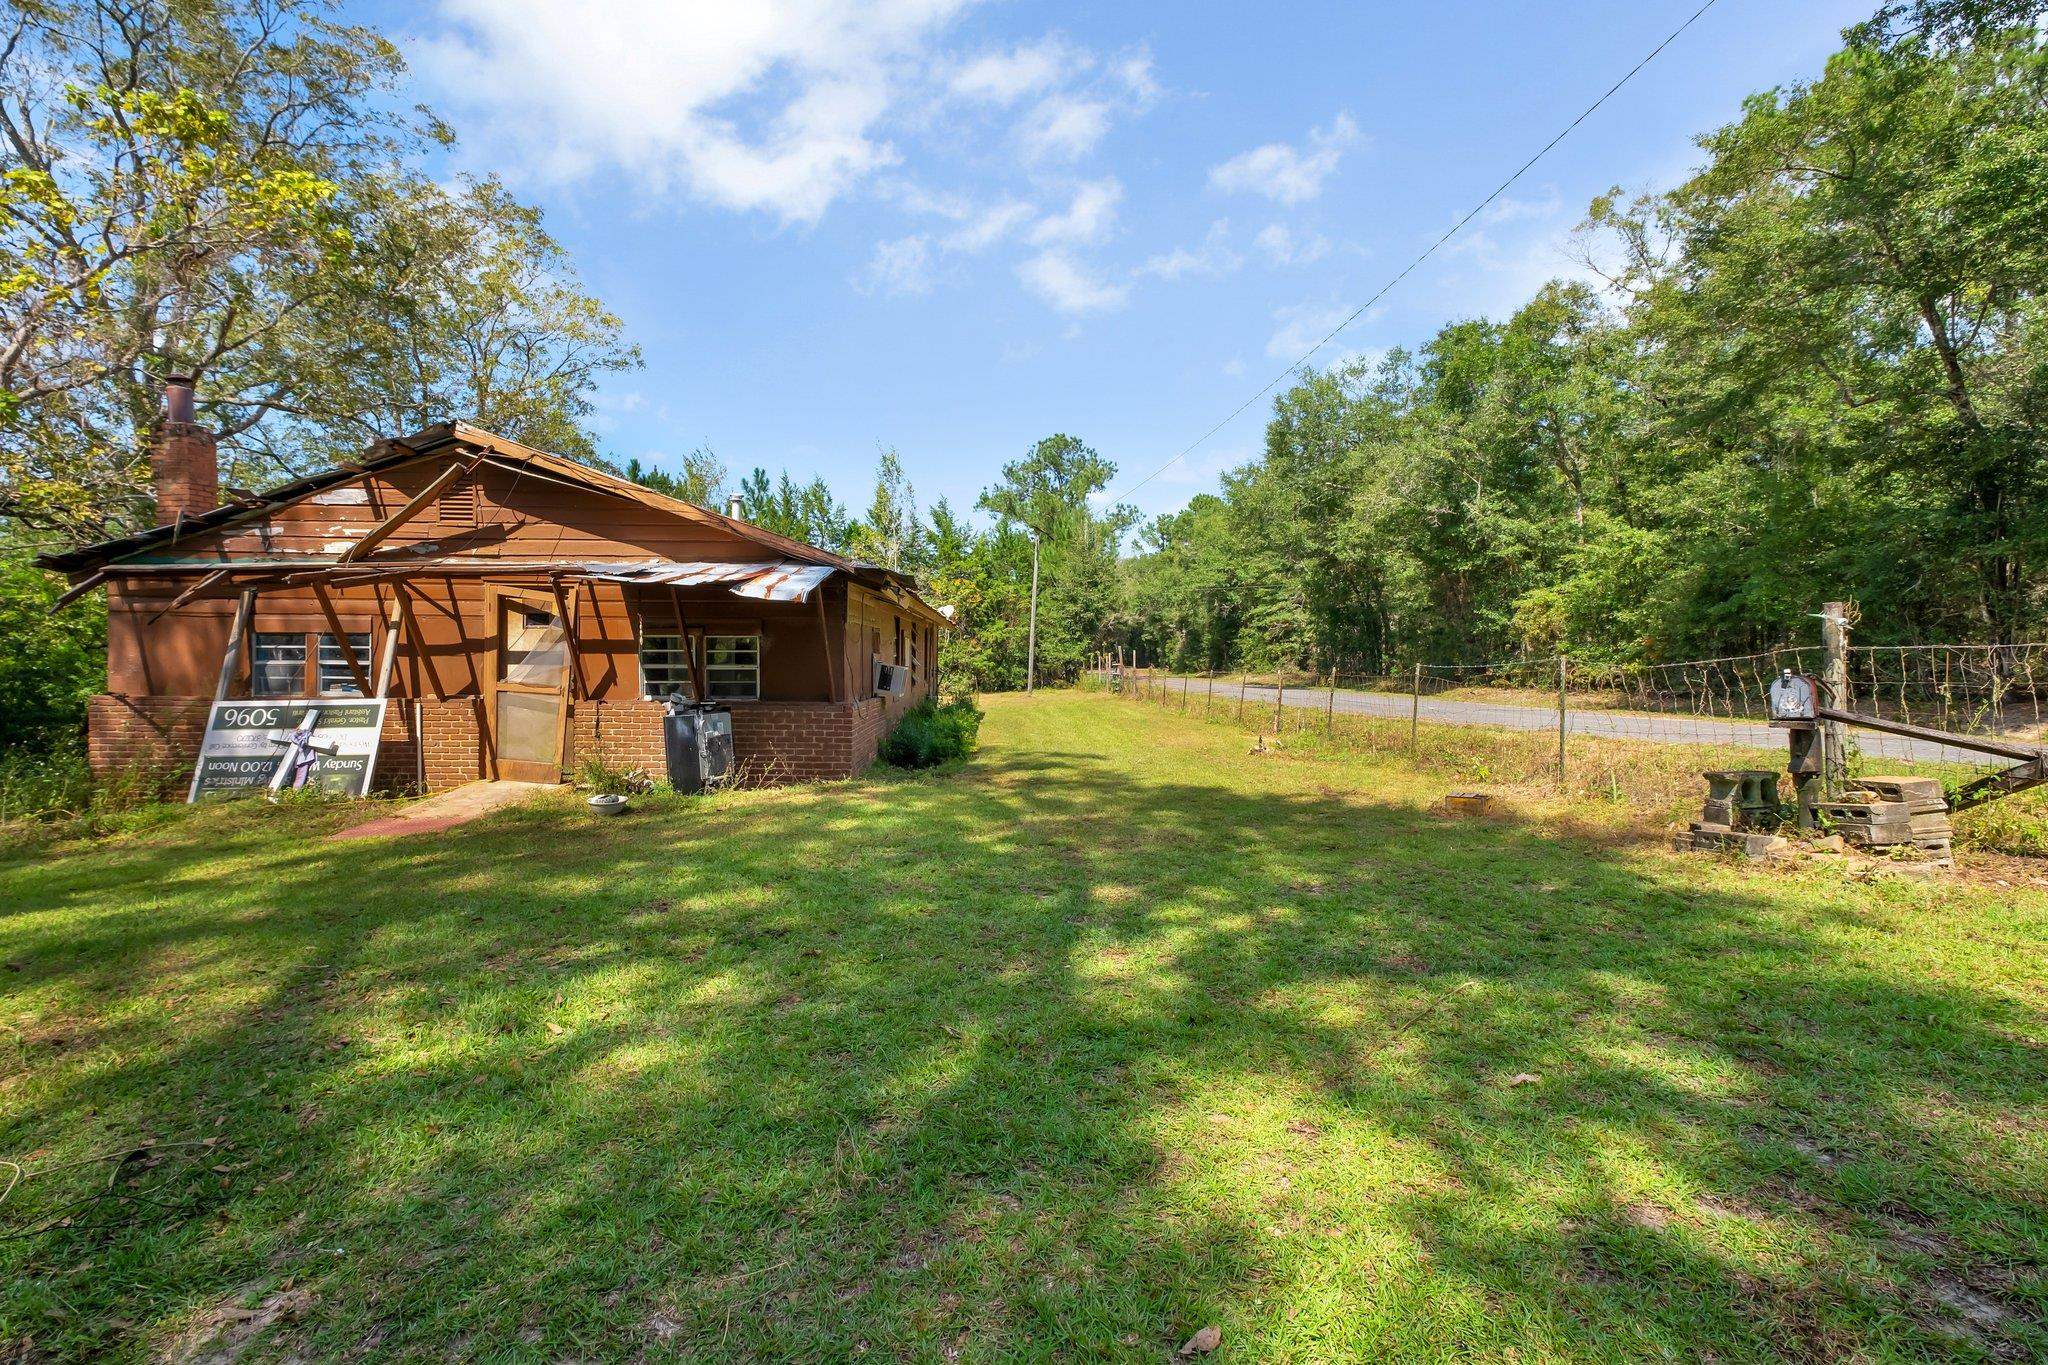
(158, 1285, 313, 1364)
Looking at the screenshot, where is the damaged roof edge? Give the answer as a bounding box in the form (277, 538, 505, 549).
(33, 421, 846, 577)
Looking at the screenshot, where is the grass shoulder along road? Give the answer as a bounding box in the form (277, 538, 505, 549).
(2, 691, 2045, 1361)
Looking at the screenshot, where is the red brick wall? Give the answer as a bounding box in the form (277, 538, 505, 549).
(86, 691, 912, 796)
(566, 698, 899, 786)
(417, 699, 485, 790)
(87, 694, 428, 794)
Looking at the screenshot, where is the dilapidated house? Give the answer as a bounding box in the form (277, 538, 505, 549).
(38, 380, 950, 791)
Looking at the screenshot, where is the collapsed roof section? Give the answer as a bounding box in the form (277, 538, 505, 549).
(38, 421, 944, 621)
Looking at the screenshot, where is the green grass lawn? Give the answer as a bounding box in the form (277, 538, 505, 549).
(3, 692, 2046, 1362)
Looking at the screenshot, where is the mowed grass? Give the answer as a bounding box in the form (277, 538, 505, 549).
(2, 693, 2046, 1362)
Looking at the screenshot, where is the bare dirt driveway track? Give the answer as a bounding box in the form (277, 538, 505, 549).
(1149, 676, 1996, 766)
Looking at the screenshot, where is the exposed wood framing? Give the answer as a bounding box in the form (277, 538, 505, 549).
(337, 459, 477, 564)
(816, 586, 839, 704)
(1952, 756, 2048, 810)
(548, 575, 585, 700)
(213, 590, 256, 704)
(312, 584, 375, 696)
(668, 584, 707, 700)
(373, 588, 403, 698)
(147, 568, 232, 624)
(395, 585, 446, 701)
(1815, 706, 2042, 762)
(50, 570, 108, 612)
(555, 584, 581, 773)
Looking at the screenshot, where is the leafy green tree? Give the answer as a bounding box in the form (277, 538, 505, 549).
(621, 448, 725, 507)
(1, 0, 636, 537)
(846, 446, 926, 570)
(976, 434, 1132, 684)
(0, 543, 104, 750)
(736, 467, 851, 549)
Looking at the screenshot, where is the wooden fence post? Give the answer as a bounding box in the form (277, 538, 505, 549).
(1238, 673, 1247, 722)
(1274, 676, 1285, 734)
(1556, 652, 1569, 786)
(1409, 661, 1421, 756)
(1821, 601, 1852, 796)
(1326, 669, 1336, 734)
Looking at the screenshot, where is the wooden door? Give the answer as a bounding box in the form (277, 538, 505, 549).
(484, 587, 569, 783)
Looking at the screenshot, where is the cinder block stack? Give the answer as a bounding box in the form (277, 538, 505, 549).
(1678, 769, 1788, 857)
(1818, 775, 1953, 864)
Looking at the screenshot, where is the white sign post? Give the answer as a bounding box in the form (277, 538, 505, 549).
(187, 699, 388, 802)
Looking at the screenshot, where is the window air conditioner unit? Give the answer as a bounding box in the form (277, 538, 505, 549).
(874, 659, 907, 697)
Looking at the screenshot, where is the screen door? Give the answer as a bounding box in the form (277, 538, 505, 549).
(486, 588, 568, 782)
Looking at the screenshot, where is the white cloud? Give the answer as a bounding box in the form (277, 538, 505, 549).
(1114, 49, 1160, 104)
(1017, 93, 1113, 164)
(1208, 113, 1360, 206)
(949, 36, 1082, 104)
(1481, 187, 1564, 225)
(1221, 357, 1246, 377)
(421, 0, 982, 223)
(856, 234, 935, 296)
(1027, 178, 1122, 246)
(1018, 251, 1129, 314)
(1253, 222, 1330, 268)
(1139, 220, 1242, 280)
(945, 199, 1035, 252)
(1266, 301, 1356, 360)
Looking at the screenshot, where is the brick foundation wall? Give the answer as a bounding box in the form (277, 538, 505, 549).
(86, 695, 210, 793)
(568, 697, 901, 787)
(86, 691, 912, 796)
(87, 693, 428, 795)
(417, 699, 485, 790)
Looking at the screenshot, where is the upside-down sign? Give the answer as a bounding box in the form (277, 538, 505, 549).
(187, 699, 389, 802)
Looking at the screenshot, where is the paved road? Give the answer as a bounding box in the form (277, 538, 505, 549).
(1137, 676, 2001, 767)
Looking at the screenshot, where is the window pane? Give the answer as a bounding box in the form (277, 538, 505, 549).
(502, 607, 564, 687)
(702, 634, 759, 700)
(251, 633, 305, 697)
(496, 690, 559, 766)
(639, 632, 695, 700)
(317, 633, 371, 696)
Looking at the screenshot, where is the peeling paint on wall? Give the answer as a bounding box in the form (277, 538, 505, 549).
(310, 487, 370, 505)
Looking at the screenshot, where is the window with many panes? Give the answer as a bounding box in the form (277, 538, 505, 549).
(639, 633, 696, 700)
(702, 635, 760, 700)
(317, 633, 372, 696)
(251, 633, 306, 697)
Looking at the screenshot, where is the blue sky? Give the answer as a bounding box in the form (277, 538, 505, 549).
(363, 0, 1874, 527)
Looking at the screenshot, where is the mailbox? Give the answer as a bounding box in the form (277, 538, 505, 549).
(1768, 670, 1817, 726)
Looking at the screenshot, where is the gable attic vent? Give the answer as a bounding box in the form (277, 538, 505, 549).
(437, 475, 478, 528)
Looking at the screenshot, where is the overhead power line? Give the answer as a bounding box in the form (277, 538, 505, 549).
(1111, 0, 1725, 504)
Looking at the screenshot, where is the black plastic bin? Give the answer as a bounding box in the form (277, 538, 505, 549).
(663, 701, 734, 793)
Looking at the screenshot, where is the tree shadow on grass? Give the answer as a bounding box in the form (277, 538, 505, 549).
(0, 729, 2044, 1361)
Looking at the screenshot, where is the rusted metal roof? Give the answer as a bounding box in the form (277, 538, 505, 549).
(576, 560, 836, 602)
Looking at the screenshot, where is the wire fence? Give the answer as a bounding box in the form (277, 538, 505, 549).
(1087, 633, 2048, 813)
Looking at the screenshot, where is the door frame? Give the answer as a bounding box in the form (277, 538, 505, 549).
(482, 585, 570, 783)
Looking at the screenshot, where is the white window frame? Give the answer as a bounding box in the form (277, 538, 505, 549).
(638, 632, 696, 701)
(316, 632, 372, 697)
(702, 634, 760, 701)
(251, 632, 306, 697)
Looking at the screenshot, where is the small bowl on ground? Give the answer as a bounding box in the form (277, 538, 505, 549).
(588, 793, 630, 817)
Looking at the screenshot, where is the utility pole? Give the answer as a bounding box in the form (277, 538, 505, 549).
(1025, 532, 1040, 694)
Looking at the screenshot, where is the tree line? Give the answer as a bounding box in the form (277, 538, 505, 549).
(4, 0, 2046, 748)
(1116, 5, 2048, 674)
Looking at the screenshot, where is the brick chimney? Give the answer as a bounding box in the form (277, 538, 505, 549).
(150, 374, 218, 525)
